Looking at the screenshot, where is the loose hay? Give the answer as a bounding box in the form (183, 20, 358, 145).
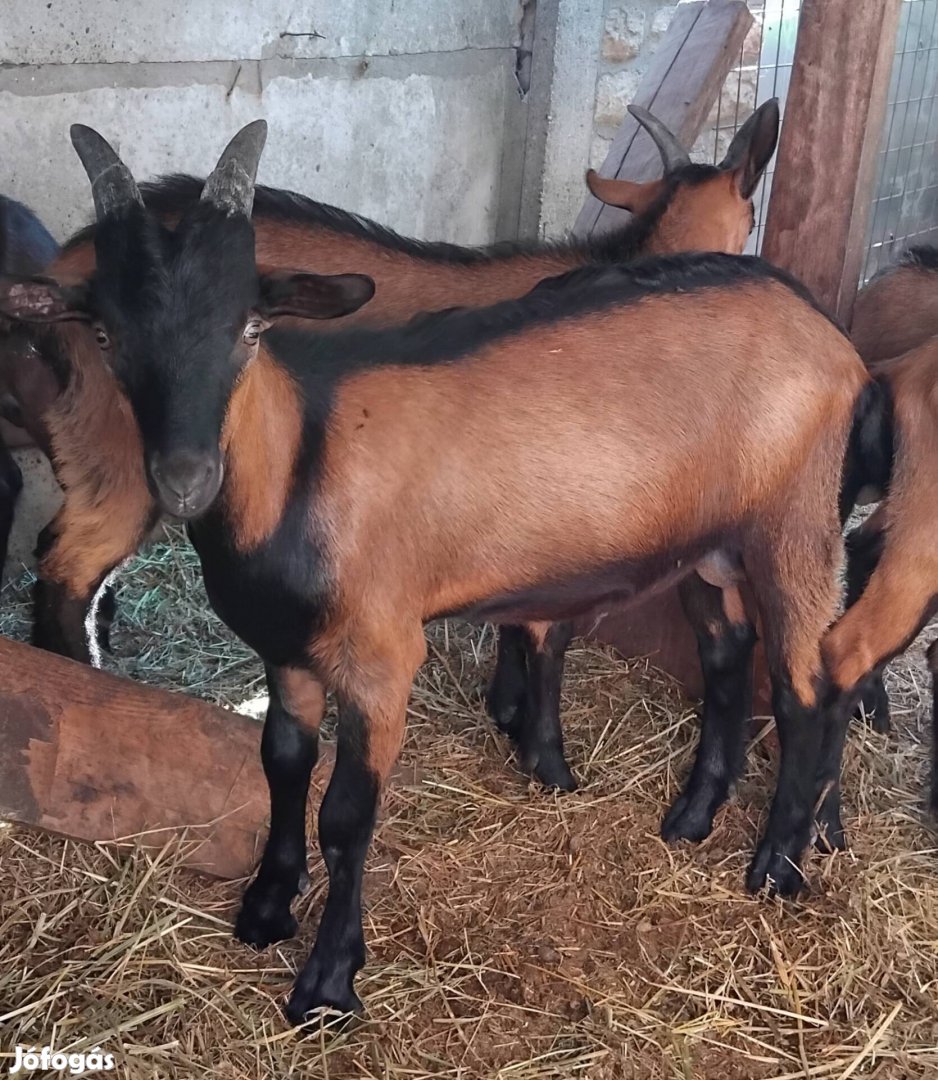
(1, 530, 938, 1078)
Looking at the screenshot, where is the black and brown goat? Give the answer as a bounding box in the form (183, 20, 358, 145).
(0, 195, 60, 574)
(0, 102, 779, 791)
(0, 123, 874, 1020)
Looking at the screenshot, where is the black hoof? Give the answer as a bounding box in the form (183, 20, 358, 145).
(234, 881, 299, 948)
(746, 839, 807, 898)
(520, 742, 577, 791)
(661, 790, 718, 844)
(286, 964, 364, 1026)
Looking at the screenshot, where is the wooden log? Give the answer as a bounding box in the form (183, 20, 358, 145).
(761, 0, 902, 323)
(0, 636, 268, 878)
(575, 0, 753, 238)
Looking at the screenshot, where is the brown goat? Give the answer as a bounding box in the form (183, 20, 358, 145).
(0, 121, 875, 1020)
(1, 102, 779, 792)
(821, 338, 938, 824)
(852, 246, 938, 364)
(842, 246, 938, 734)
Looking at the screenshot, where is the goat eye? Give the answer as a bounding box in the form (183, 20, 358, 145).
(243, 320, 262, 345)
(93, 324, 110, 349)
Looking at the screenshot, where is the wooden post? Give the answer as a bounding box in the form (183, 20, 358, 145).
(575, 0, 753, 238)
(761, 0, 902, 324)
(0, 636, 268, 878)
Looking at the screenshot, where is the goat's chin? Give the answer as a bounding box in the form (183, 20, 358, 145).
(156, 483, 222, 522)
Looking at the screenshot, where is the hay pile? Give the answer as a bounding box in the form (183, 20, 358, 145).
(1, 530, 937, 1078)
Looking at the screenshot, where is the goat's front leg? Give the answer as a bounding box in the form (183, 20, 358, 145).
(235, 666, 325, 948)
(286, 630, 425, 1022)
(515, 620, 576, 790)
(486, 625, 529, 732)
(488, 621, 576, 790)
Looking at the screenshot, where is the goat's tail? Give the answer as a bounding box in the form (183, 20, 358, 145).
(839, 377, 894, 524)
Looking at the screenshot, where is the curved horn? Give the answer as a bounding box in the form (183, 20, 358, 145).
(627, 105, 691, 172)
(200, 119, 268, 217)
(70, 124, 144, 221)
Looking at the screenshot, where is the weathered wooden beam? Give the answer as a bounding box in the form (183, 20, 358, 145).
(761, 0, 902, 323)
(575, 0, 753, 238)
(0, 636, 268, 878)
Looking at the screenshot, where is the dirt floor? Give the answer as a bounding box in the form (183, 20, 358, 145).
(1, 529, 937, 1078)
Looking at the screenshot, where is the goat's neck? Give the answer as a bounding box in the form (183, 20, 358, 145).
(220, 349, 307, 552)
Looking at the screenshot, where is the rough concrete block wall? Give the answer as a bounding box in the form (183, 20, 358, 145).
(1, 0, 524, 245)
(0, 0, 527, 574)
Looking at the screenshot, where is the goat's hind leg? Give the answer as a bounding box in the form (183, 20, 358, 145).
(662, 573, 756, 843)
(844, 513, 891, 733)
(744, 520, 842, 897)
(236, 666, 324, 949)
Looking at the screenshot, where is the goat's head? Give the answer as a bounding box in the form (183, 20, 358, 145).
(587, 98, 780, 255)
(0, 122, 374, 519)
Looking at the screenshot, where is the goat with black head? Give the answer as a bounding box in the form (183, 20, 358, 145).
(1, 120, 880, 1023)
(59, 122, 371, 517)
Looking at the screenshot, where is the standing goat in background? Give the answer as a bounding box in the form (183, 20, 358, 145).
(1, 123, 876, 1020)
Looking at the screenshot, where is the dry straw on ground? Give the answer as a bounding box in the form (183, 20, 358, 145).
(1, 529, 937, 1078)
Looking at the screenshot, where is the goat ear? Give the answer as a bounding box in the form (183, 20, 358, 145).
(257, 270, 375, 321)
(0, 276, 91, 323)
(585, 170, 665, 215)
(720, 98, 780, 199)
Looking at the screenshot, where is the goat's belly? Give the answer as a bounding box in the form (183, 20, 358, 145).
(441, 539, 722, 625)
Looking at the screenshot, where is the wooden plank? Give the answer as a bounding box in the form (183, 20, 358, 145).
(761, 0, 902, 322)
(0, 636, 268, 878)
(574, 0, 753, 238)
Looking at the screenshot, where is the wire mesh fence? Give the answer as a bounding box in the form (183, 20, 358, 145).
(864, 0, 938, 280)
(695, 0, 937, 276)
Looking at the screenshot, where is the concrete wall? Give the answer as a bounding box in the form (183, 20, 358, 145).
(1, 0, 526, 246)
(0, 0, 530, 575)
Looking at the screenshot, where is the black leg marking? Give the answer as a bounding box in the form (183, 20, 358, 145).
(486, 625, 529, 735)
(516, 621, 576, 791)
(812, 683, 864, 854)
(286, 701, 377, 1022)
(844, 521, 891, 733)
(235, 666, 320, 950)
(0, 439, 22, 582)
(747, 677, 824, 897)
(663, 575, 756, 843)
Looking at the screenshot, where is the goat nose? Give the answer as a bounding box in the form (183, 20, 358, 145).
(150, 451, 219, 511)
